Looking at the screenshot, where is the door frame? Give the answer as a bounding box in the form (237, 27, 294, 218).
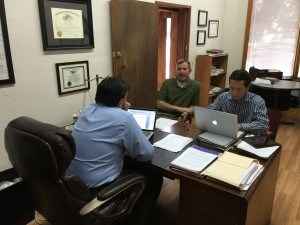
(156, 1, 191, 60)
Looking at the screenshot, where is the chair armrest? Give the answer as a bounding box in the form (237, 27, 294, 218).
(80, 173, 145, 216)
(97, 173, 145, 201)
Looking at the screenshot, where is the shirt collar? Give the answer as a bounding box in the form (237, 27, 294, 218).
(229, 92, 250, 103)
(176, 78, 191, 89)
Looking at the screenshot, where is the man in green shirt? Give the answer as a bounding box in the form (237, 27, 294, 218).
(157, 59, 200, 116)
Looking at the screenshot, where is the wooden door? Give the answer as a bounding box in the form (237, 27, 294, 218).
(157, 9, 178, 90)
(156, 2, 191, 90)
(110, 0, 158, 108)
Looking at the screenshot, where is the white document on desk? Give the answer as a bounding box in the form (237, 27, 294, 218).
(240, 164, 264, 191)
(252, 78, 272, 85)
(237, 141, 279, 159)
(155, 118, 177, 130)
(171, 146, 218, 173)
(153, 134, 193, 152)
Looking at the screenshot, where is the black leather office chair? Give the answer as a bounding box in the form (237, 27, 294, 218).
(4, 117, 146, 225)
(249, 66, 283, 80)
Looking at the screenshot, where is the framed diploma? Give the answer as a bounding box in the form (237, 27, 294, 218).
(196, 30, 206, 46)
(38, 0, 94, 50)
(56, 61, 90, 95)
(208, 20, 219, 38)
(0, 0, 15, 85)
(197, 10, 208, 27)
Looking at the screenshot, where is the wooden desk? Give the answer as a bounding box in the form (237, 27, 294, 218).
(251, 80, 300, 110)
(151, 121, 280, 225)
(251, 80, 300, 126)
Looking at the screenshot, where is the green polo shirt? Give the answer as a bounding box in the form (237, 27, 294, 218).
(158, 78, 200, 107)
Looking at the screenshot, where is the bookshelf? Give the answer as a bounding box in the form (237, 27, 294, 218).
(195, 54, 228, 106)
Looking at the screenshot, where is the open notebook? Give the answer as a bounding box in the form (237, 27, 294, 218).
(170, 146, 219, 173)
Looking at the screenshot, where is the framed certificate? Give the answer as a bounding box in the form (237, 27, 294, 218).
(38, 0, 94, 50)
(0, 0, 15, 85)
(56, 61, 90, 95)
(196, 30, 206, 46)
(197, 10, 208, 27)
(208, 20, 219, 38)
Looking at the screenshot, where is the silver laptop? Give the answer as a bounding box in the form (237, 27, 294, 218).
(194, 107, 240, 147)
(128, 108, 157, 139)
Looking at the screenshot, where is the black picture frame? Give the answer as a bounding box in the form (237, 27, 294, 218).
(38, 0, 94, 50)
(56, 61, 90, 95)
(197, 10, 208, 27)
(208, 20, 219, 38)
(196, 30, 206, 45)
(0, 0, 15, 85)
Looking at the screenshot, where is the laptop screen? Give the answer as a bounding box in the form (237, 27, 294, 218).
(128, 109, 156, 131)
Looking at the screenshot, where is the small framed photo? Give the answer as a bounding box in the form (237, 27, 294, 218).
(0, 0, 15, 85)
(196, 30, 206, 45)
(56, 61, 90, 95)
(197, 10, 208, 27)
(38, 0, 94, 50)
(208, 20, 219, 38)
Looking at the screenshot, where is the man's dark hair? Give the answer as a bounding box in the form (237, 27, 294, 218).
(229, 69, 252, 87)
(95, 77, 128, 107)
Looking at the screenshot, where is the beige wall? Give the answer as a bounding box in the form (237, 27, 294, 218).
(223, 0, 248, 83)
(0, 0, 247, 171)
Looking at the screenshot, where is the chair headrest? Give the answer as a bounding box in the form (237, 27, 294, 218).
(5, 116, 75, 180)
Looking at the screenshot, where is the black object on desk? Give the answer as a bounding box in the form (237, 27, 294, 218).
(249, 66, 283, 80)
(242, 135, 270, 148)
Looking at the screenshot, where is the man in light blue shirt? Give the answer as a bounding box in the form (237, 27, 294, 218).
(67, 77, 162, 225)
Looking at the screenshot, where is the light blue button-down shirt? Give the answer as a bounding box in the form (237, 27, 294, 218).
(66, 103, 154, 188)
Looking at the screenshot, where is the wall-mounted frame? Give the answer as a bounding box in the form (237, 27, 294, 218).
(0, 0, 15, 85)
(197, 10, 208, 27)
(56, 61, 90, 95)
(196, 30, 206, 45)
(208, 20, 219, 38)
(38, 0, 94, 50)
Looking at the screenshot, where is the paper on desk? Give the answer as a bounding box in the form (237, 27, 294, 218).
(155, 118, 177, 130)
(237, 141, 279, 159)
(237, 131, 244, 138)
(252, 78, 272, 85)
(171, 146, 218, 173)
(240, 164, 264, 191)
(153, 134, 193, 152)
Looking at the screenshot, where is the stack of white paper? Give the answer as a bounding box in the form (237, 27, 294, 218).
(252, 78, 272, 85)
(155, 118, 177, 130)
(153, 134, 192, 152)
(170, 147, 218, 173)
(237, 141, 279, 159)
(240, 164, 264, 190)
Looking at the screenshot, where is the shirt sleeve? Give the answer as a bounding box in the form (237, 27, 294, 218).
(208, 94, 223, 110)
(122, 114, 154, 161)
(239, 98, 269, 133)
(158, 80, 169, 102)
